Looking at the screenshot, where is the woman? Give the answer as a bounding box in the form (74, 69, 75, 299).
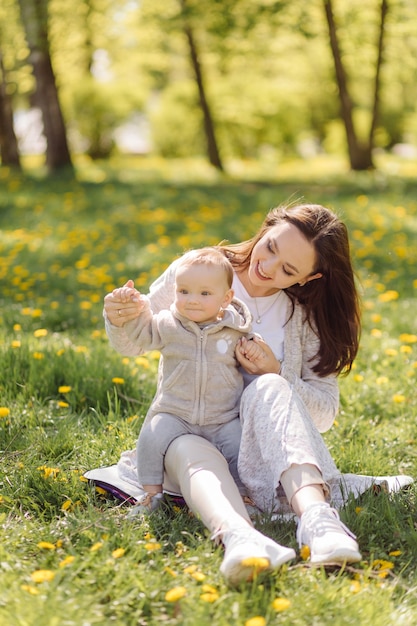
(103, 203, 363, 585)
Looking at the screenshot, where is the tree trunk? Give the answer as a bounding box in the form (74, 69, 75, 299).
(0, 50, 21, 168)
(17, 0, 73, 173)
(180, 0, 224, 171)
(369, 0, 388, 147)
(323, 0, 374, 170)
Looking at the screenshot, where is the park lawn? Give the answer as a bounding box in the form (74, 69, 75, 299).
(0, 155, 417, 625)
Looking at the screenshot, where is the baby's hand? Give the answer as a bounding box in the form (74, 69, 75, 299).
(112, 284, 141, 303)
(239, 336, 267, 363)
(104, 279, 146, 327)
(235, 336, 282, 376)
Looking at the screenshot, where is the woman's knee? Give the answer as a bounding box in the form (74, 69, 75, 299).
(241, 373, 290, 410)
(165, 434, 228, 478)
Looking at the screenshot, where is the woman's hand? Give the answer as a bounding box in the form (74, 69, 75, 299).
(236, 336, 282, 376)
(103, 279, 146, 327)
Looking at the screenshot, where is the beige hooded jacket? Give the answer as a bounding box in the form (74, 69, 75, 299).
(106, 297, 252, 426)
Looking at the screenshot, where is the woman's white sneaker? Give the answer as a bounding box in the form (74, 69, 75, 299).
(297, 502, 361, 564)
(217, 526, 295, 585)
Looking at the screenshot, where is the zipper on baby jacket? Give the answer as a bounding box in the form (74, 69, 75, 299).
(194, 328, 209, 425)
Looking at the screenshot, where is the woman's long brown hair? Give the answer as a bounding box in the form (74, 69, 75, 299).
(219, 204, 361, 377)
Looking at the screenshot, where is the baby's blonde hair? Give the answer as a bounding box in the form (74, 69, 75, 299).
(176, 247, 233, 287)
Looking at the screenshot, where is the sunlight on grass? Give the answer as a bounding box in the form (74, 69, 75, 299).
(1, 158, 417, 625)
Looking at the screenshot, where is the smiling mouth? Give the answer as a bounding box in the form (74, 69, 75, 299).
(256, 262, 270, 280)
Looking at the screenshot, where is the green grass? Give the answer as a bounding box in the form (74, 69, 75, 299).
(1, 155, 417, 625)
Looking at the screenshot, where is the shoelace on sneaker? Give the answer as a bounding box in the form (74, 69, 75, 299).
(296, 504, 357, 548)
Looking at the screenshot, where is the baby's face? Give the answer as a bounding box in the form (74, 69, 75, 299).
(174, 263, 232, 324)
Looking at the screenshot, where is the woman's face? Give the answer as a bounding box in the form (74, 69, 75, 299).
(247, 222, 322, 295)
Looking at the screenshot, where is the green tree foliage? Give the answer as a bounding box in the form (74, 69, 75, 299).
(1, 0, 416, 169)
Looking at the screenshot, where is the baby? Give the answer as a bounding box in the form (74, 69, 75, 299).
(108, 247, 265, 514)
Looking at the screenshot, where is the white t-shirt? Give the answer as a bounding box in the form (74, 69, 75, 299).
(232, 274, 287, 386)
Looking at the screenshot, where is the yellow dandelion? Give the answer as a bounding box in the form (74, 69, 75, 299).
(33, 352, 44, 359)
(37, 541, 56, 550)
(11, 340, 21, 348)
(59, 556, 75, 568)
(33, 328, 48, 338)
(400, 345, 412, 354)
(385, 348, 398, 356)
(112, 548, 125, 559)
(355, 507, 363, 514)
(378, 290, 399, 303)
(200, 591, 219, 603)
(145, 542, 162, 551)
(112, 377, 125, 384)
(31, 569, 55, 583)
(376, 376, 389, 385)
(58, 386, 72, 394)
(371, 329, 382, 338)
(58, 401, 69, 408)
(165, 586, 187, 602)
(135, 356, 150, 368)
(164, 566, 178, 578)
(183, 565, 198, 574)
(356, 195, 368, 206)
(21, 585, 39, 595)
(389, 550, 402, 557)
(392, 394, 406, 404)
(300, 544, 310, 560)
(61, 500, 72, 511)
(350, 580, 361, 593)
(202, 584, 217, 594)
(13, 323, 22, 331)
(38, 466, 59, 479)
(242, 556, 270, 569)
(90, 542, 103, 552)
(191, 571, 206, 582)
(372, 559, 394, 572)
(0, 407, 10, 418)
(245, 617, 266, 626)
(354, 374, 364, 382)
(399, 333, 417, 343)
(272, 597, 291, 612)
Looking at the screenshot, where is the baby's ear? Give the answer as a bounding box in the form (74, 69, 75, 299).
(222, 288, 234, 307)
